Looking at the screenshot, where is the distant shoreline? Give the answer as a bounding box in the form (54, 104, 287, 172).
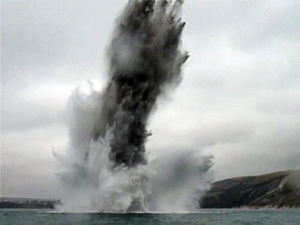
(0, 198, 58, 209)
(2, 170, 299, 210)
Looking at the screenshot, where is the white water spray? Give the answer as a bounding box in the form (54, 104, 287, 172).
(55, 0, 213, 213)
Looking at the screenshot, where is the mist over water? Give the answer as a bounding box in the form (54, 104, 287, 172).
(55, 0, 213, 213)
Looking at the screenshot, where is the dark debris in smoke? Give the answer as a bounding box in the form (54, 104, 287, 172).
(91, 0, 188, 168)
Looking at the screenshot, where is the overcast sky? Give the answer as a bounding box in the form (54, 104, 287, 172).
(1, 0, 300, 199)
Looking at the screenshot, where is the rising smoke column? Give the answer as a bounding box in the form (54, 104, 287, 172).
(55, 0, 199, 212)
(93, 0, 189, 167)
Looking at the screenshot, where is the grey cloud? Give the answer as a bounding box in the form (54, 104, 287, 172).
(1, 0, 300, 198)
(1, 124, 67, 198)
(256, 93, 300, 116)
(183, 0, 300, 51)
(1, 164, 59, 199)
(1, 97, 66, 132)
(2, 1, 69, 83)
(1, 0, 127, 133)
(183, 0, 260, 36)
(208, 114, 300, 180)
(2, 0, 126, 85)
(233, 1, 300, 51)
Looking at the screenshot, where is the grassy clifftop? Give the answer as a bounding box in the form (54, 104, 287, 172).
(200, 170, 300, 208)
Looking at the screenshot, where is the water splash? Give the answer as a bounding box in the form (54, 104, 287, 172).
(55, 0, 213, 213)
(147, 150, 213, 213)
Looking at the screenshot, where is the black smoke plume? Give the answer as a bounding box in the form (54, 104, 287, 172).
(93, 0, 189, 167)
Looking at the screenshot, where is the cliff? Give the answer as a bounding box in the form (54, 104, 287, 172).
(200, 170, 300, 208)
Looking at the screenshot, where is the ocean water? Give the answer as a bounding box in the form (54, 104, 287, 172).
(0, 209, 299, 225)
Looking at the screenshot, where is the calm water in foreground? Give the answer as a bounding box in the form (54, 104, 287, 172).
(1, 209, 299, 224)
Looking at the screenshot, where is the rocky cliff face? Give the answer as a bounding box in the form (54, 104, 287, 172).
(200, 170, 300, 208)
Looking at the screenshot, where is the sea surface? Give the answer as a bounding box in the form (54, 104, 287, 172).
(0, 209, 299, 224)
